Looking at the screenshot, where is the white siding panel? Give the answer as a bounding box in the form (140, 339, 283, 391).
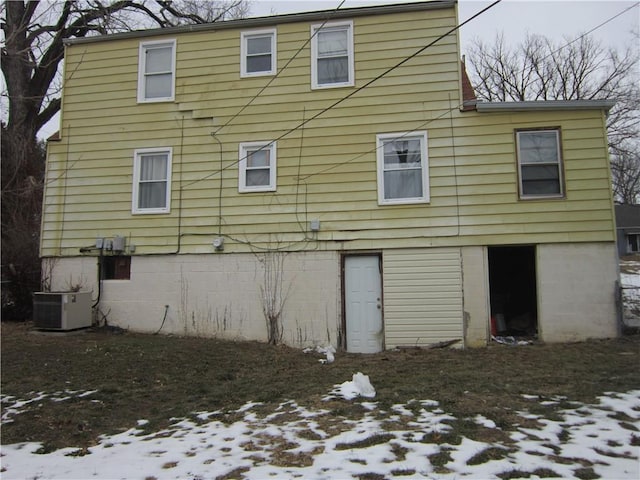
(383, 248, 463, 347)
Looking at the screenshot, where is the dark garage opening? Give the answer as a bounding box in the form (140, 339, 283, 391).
(488, 246, 538, 337)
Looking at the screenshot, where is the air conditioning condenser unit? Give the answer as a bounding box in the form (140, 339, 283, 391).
(33, 292, 92, 331)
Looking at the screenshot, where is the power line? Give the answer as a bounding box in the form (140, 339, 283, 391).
(182, 0, 503, 189)
(537, 2, 639, 68)
(211, 0, 347, 136)
(298, 98, 465, 181)
(468, 2, 639, 101)
(302, 2, 640, 181)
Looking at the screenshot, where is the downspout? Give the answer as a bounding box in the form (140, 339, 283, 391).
(92, 246, 103, 309)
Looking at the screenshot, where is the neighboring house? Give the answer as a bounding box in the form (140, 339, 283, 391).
(615, 204, 640, 256)
(41, 0, 620, 351)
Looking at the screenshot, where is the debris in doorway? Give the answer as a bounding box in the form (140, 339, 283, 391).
(491, 335, 532, 346)
(302, 345, 336, 364)
(327, 372, 376, 400)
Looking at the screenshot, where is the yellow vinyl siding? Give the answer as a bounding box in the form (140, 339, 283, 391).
(384, 248, 463, 347)
(42, 5, 615, 257)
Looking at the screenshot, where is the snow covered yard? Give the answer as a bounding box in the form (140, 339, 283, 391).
(2, 320, 639, 480)
(1, 385, 639, 479)
(621, 258, 640, 328)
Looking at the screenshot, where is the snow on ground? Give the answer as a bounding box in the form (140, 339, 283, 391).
(1, 384, 639, 480)
(621, 259, 640, 327)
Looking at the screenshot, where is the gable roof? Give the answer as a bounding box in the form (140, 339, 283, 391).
(64, 0, 456, 46)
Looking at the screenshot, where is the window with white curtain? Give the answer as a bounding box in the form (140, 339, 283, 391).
(376, 132, 429, 205)
(132, 148, 172, 214)
(516, 129, 564, 198)
(138, 39, 176, 102)
(241, 29, 276, 77)
(311, 21, 354, 89)
(238, 142, 277, 192)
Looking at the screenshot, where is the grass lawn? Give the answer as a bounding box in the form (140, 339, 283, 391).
(1, 321, 639, 454)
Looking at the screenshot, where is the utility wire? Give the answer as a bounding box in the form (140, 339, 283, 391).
(299, 99, 465, 181)
(212, 0, 347, 136)
(180, 1, 634, 251)
(469, 2, 639, 100)
(544, 2, 639, 61)
(302, 2, 640, 181)
(182, 0, 503, 189)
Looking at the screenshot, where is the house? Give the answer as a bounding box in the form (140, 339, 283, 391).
(41, 0, 620, 350)
(615, 204, 640, 256)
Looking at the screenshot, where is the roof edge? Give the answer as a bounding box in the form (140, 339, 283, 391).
(476, 99, 616, 113)
(64, 0, 456, 46)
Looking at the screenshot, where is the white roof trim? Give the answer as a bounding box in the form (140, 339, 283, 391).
(476, 100, 616, 113)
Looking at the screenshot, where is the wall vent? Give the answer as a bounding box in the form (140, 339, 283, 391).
(33, 292, 92, 331)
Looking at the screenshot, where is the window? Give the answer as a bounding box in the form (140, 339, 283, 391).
(376, 132, 429, 205)
(311, 21, 354, 89)
(138, 39, 176, 102)
(516, 129, 564, 198)
(628, 233, 640, 253)
(132, 148, 172, 214)
(238, 142, 276, 192)
(241, 29, 276, 76)
(102, 256, 131, 280)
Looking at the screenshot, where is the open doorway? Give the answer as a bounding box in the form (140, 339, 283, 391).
(488, 246, 538, 338)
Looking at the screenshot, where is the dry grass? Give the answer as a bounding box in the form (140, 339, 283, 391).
(1, 321, 639, 452)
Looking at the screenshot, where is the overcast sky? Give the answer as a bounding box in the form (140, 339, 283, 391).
(249, 0, 639, 53)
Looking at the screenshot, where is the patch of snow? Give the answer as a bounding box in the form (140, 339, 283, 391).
(1, 389, 638, 480)
(473, 414, 497, 429)
(1, 389, 98, 424)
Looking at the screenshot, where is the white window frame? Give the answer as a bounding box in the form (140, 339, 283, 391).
(516, 128, 564, 199)
(137, 39, 176, 103)
(238, 141, 277, 193)
(376, 132, 429, 205)
(311, 20, 354, 89)
(240, 28, 277, 77)
(132, 147, 172, 214)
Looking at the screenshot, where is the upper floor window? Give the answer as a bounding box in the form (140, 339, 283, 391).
(311, 21, 354, 89)
(376, 132, 429, 205)
(138, 39, 176, 102)
(516, 129, 564, 199)
(132, 148, 172, 214)
(239, 142, 277, 192)
(241, 29, 276, 77)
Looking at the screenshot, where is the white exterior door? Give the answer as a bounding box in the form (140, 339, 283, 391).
(345, 255, 383, 353)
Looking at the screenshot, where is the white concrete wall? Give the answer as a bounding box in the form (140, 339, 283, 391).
(46, 251, 340, 348)
(537, 243, 619, 342)
(43, 241, 619, 348)
(461, 246, 490, 347)
(45, 256, 97, 294)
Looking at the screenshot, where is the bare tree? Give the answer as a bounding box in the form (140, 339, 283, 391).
(257, 250, 291, 345)
(611, 151, 640, 205)
(466, 33, 640, 204)
(0, 0, 248, 319)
